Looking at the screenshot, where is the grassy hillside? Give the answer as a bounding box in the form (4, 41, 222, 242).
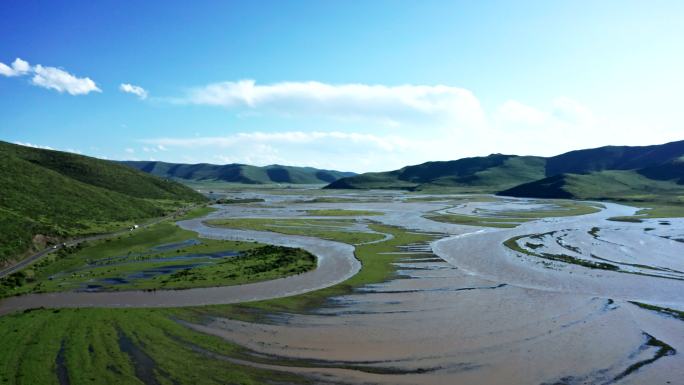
(500, 141, 684, 201)
(498, 170, 684, 201)
(326, 140, 684, 202)
(0, 142, 206, 264)
(638, 158, 684, 184)
(325, 154, 546, 191)
(1, 142, 205, 201)
(545, 139, 684, 176)
(122, 161, 356, 185)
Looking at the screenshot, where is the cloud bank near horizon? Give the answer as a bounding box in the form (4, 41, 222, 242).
(3, 73, 678, 172)
(173, 80, 486, 128)
(133, 79, 679, 172)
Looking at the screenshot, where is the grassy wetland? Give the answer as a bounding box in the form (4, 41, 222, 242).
(0, 217, 317, 298)
(427, 200, 603, 228)
(1, 190, 683, 385)
(0, 194, 436, 384)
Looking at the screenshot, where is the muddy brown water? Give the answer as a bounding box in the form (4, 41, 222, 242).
(0, 223, 359, 315)
(2, 194, 684, 384)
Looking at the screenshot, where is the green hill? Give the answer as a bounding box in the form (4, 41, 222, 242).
(498, 170, 684, 200)
(121, 161, 356, 185)
(500, 140, 684, 200)
(325, 154, 546, 192)
(545, 140, 684, 176)
(326, 140, 684, 199)
(0, 142, 206, 264)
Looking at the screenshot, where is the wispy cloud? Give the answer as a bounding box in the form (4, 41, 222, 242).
(0, 58, 30, 77)
(141, 131, 416, 171)
(31, 65, 100, 95)
(495, 97, 597, 131)
(147, 131, 411, 151)
(14, 141, 53, 150)
(172, 80, 486, 128)
(14, 141, 82, 154)
(120, 83, 148, 99)
(141, 93, 674, 172)
(497, 100, 547, 126)
(159, 79, 662, 169)
(0, 58, 100, 95)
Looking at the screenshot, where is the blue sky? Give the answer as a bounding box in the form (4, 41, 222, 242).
(1, 0, 683, 172)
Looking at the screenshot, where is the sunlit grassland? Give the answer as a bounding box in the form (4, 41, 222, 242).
(488, 201, 602, 218)
(0, 307, 311, 385)
(427, 213, 523, 228)
(0, 217, 436, 384)
(426, 200, 602, 228)
(404, 194, 497, 202)
(306, 196, 374, 203)
(608, 200, 684, 221)
(304, 209, 381, 216)
(175, 206, 218, 220)
(206, 217, 385, 245)
(178, 223, 434, 320)
(1, 217, 315, 297)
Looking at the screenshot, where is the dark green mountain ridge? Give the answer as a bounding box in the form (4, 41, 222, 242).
(325, 154, 547, 191)
(326, 140, 684, 200)
(121, 161, 356, 185)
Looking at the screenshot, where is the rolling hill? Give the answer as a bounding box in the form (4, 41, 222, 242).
(325, 154, 546, 191)
(544, 140, 684, 176)
(498, 170, 683, 199)
(500, 141, 684, 200)
(121, 161, 356, 185)
(326, 140, 684, 199)
(0, 141, 206, 264)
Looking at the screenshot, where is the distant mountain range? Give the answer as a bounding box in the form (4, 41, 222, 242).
(326, 140, 684, 200)
(0, 141, 205, 263)
(325, 154, 546, 191)
(121, 161, 356, 185)
(499, 140, 684, 199)
(3, 139, 682, 263)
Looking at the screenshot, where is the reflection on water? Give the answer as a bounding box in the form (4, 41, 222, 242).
(152, 239, 202, 251)
(71, 240, 241, 292)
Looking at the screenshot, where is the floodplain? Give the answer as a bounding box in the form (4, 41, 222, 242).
(1, 189, 683, 385)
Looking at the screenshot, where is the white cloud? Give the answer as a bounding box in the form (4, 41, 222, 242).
(146, 131, 413, 154)
(0, 58, 30, 77)
(142, 94, 676, 172)
(174, 80, 486, 128)
(32, 65, 101, 95)
(14, 141, 82, 155)
(0, 57, 100, 95)
(552, 96, 595, 126)
(14, 141, 54, 150)
(119, 83, 148, 99)
(497, 100, 547, 126)
(141, 131, 418, 171)
(488, 96, 670, 157)
(125, 148, 135, 154)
